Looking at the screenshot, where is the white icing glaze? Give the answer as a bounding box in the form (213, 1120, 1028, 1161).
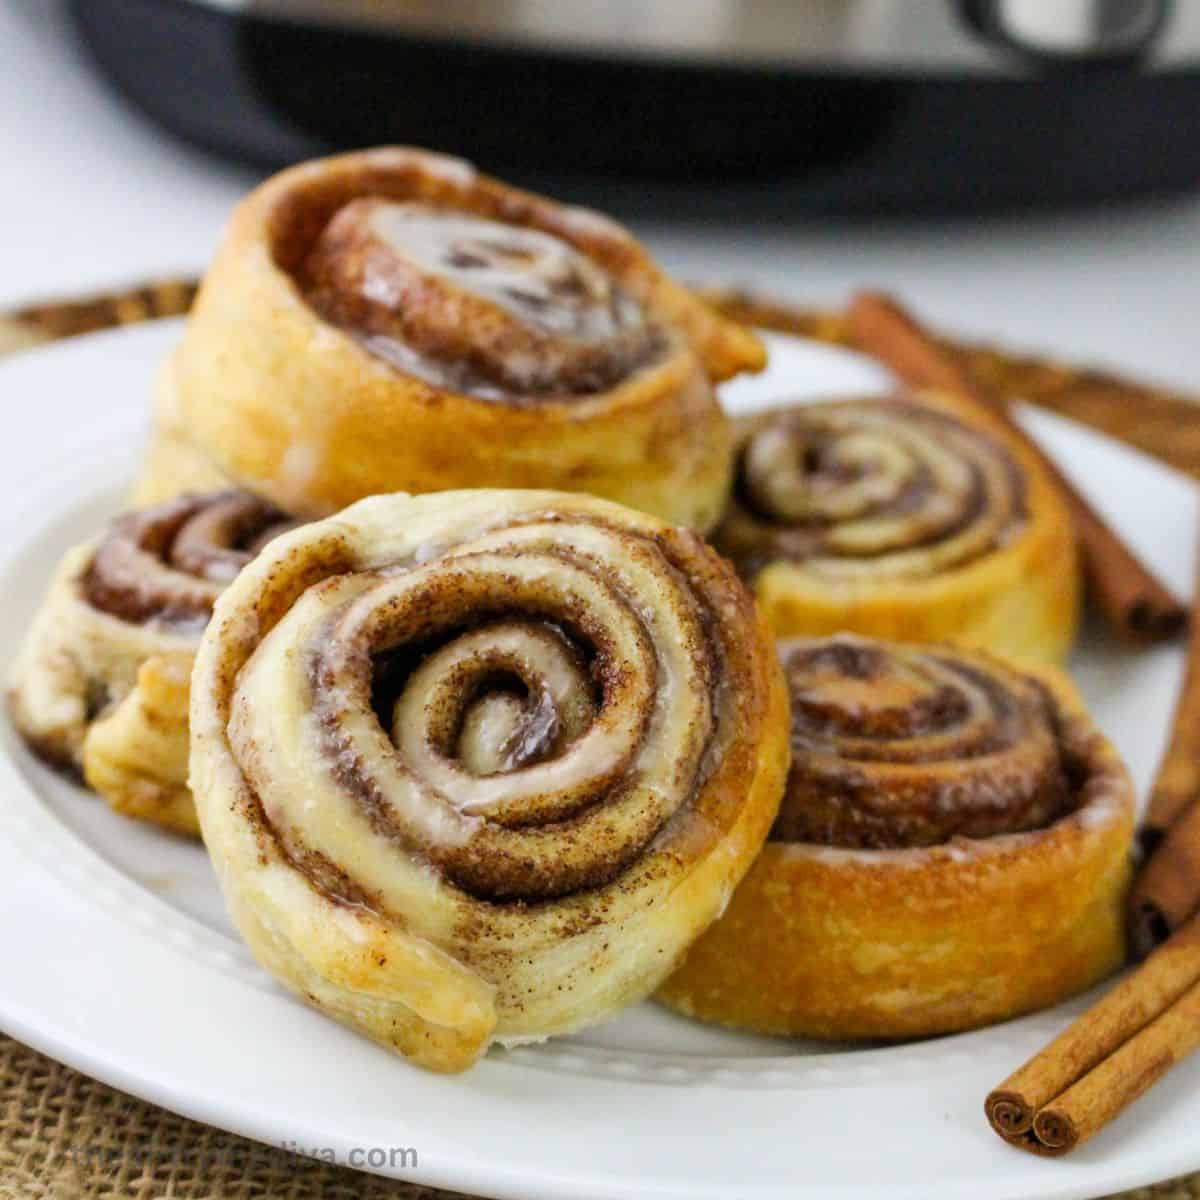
(366, 202, 636, 341)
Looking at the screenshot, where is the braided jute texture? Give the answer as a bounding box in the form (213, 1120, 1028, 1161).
(1, 279, 1198, 1199)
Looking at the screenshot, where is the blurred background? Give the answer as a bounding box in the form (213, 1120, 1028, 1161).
(4, 0, 1198, 384)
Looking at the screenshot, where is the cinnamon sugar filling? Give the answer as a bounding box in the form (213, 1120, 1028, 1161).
(718, 398, 1028, 581)
(301, 199, 665, 401)
(82, 491, 295, 630)
(773, 636, 1081, 849)
(225, 514, 734, 908)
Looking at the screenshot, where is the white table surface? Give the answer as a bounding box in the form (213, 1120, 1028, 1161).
(3, 0, 1198, 393)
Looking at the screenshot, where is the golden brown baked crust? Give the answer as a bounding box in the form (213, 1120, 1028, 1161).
(189, 489, 789, 1072)
(714, 391, 1080, 661)
(136, 147, 764, 530)
(8, 492, 295, 835)
(658, 635, 1135, 1040)
(82, 654, 195, 833)
(130, 361, 233, 508)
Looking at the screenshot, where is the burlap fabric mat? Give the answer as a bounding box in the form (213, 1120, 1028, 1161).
(1, 281, 1197, 1200)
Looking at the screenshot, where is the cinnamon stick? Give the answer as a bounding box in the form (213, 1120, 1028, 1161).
(700, 285, 1200, 488)
(1125, 529, 1200, 958)
(1130, 802, 1200, 960)
(845, 291, 1186, 644)
(1033, 982, 1200, 1154)
(986, 911, 1200, 1155)
(1127, 549, 1200, 957)
(1142, 527, 1200, 839)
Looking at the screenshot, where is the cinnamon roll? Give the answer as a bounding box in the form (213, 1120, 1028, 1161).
(716, 392, 1079, 661)
(133, 147, 764, 531)
(189, 490, 789, 1072)
(659, 634, 1135, 1040)
(8, 491, 295, 834)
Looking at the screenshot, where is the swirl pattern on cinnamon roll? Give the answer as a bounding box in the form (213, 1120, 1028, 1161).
(659, 634, 1135, 1040)
(134, 147, 764, 530)
(304, 199, 664, 401)
(8, 491, 295, 834)
(715, 393, 1080, 661)
(189, 490, 789, 1072)
(778, 636, 1072, 849)
(724, 397, 1025, 578)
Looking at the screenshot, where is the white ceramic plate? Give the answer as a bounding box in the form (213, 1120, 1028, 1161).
(0, 320, 1196, 1200)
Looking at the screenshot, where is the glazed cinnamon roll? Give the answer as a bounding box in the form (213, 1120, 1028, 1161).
(716, 392, 1079, 661)
(8, 491, 295, 834)
(133, 146, 764, 531)
(658, 635, 1135, 1040)
(189, 490, 789, 1072)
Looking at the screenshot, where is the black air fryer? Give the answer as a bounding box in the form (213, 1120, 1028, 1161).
(70, 0, 1200, 214)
